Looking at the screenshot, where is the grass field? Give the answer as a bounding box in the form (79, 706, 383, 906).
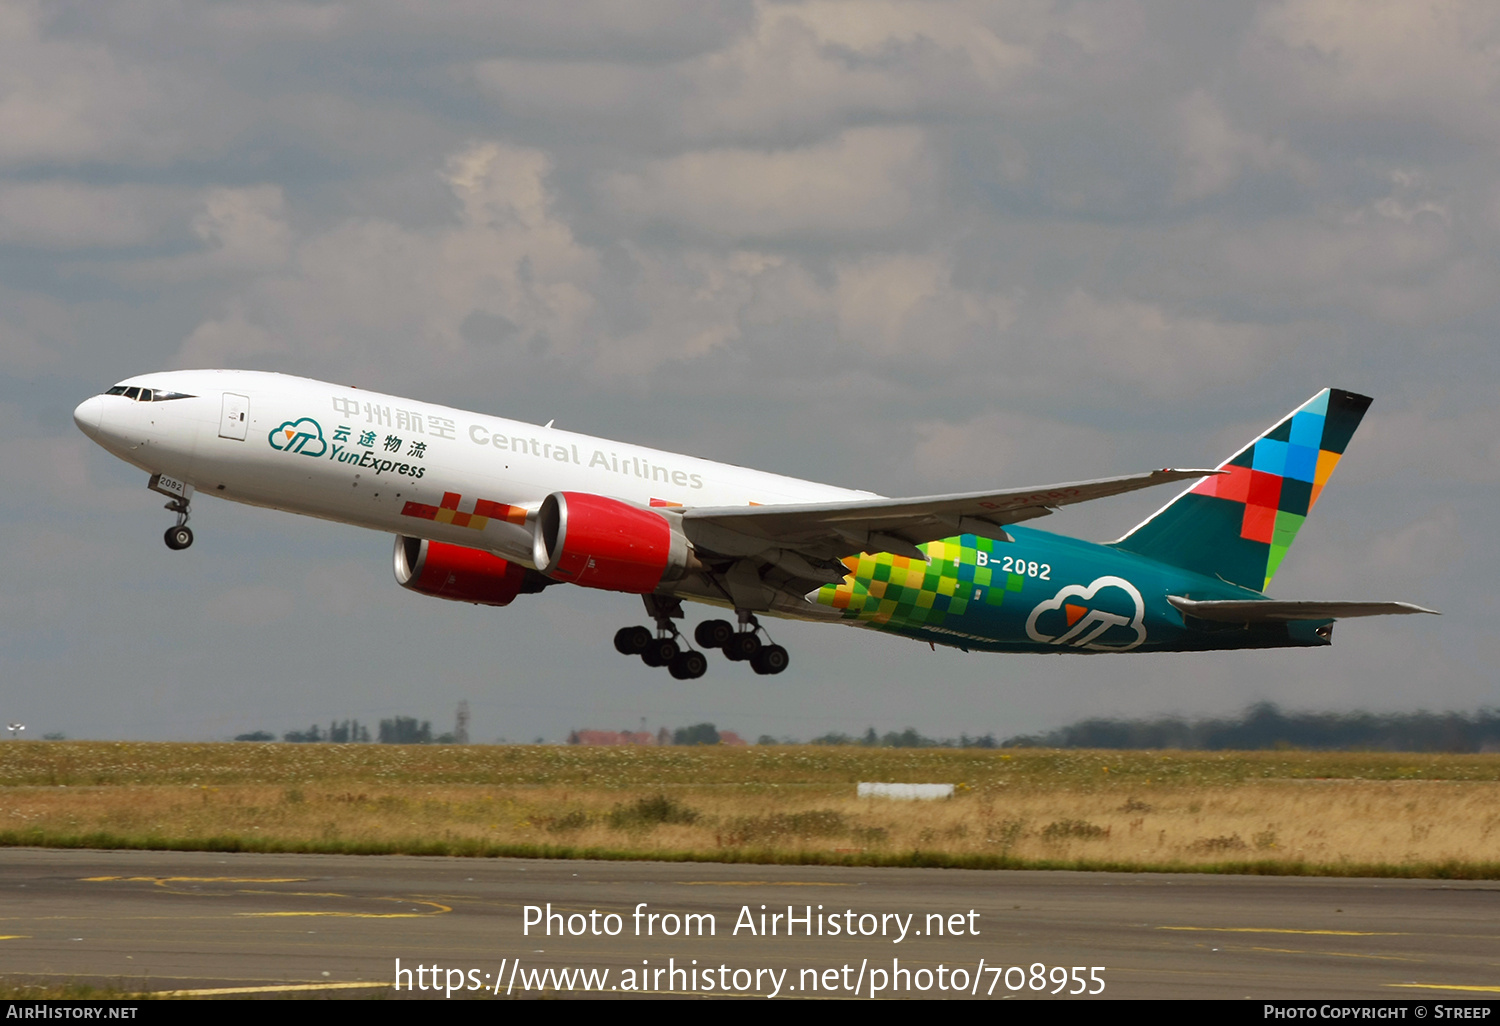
(2, 741, 1498, 877)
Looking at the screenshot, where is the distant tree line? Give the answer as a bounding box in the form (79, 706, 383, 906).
(378, 716, 429, 744)
(756, 728, 999, 748)
(674, 723, 720, 745)
(229, 705, 1500, 752)
(278, 720, 373, 744)
(233, 717, 460, 744)
(1000, 703, 1500, 753)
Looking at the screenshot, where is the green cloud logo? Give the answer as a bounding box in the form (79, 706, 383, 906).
(268, 417, 327, 457)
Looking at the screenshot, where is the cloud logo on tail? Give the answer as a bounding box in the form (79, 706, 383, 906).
(1026, 576, 1147, 651)
(268, 417, 327, 457)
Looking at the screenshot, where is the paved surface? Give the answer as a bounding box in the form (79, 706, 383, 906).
(1, 848, 1498, 999)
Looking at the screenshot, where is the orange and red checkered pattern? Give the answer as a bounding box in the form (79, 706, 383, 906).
(401, 492, 527, 531)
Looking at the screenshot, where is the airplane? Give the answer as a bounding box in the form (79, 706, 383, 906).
(72, 371, 1436, 679)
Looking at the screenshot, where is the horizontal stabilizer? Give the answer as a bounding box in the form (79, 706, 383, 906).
(1169, 596, 1440, 623)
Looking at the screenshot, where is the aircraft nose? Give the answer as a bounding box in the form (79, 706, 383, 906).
(73, 395, 104, 439)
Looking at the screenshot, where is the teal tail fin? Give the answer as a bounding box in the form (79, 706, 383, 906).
(1111, 389, 1371, 592)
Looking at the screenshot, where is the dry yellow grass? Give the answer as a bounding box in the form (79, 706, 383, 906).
(2, 780, 1497, 867)
(3, 741, 1499, 875)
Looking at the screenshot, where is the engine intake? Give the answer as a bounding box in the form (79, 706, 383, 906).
(393, 535, 541, 606)
(532, 491, 697, 593)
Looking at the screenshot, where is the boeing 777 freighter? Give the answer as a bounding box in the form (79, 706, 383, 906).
(73, 372, 1435, 678)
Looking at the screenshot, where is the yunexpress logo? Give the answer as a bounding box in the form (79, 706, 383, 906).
(268, 417, 328, 457)
(1025, 576, 1147, 651)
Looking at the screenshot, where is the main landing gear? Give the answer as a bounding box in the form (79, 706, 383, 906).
(613, 596, 708, 679)
(702, 610, 789, 675)
(614, 601, 789, 677)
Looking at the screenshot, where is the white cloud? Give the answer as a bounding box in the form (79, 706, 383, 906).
(191, 186, 293, 267)
(599, 126, 937, 241)
(119, 186, 295, 286)
(0, 288, 76, 374)
(177, 302, 288, 367)
(590, 246, 790, 375)
(0, 182, 190, 249)
(1251, 0, 1500, 143)
(1211, 202, 1475, 328)
(176, 141, 599, 371)
(0, 1, 204, 167)
(1173, 90, 1314, 201)
(911, 409, 1120, 488)
(1345, 398, 1500, 485)
(1041, 290, 1278, 395)
(1365, 507, 1464, 580)
(833, 251, 1016, 359)
(475, 0, 1045, 148)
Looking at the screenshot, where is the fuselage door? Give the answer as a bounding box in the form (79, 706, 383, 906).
(219, 393, 249, 441)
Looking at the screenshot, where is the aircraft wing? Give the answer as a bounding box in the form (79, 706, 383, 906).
(682, 469, 1217, 566)
(1169, 597, 1440, 622)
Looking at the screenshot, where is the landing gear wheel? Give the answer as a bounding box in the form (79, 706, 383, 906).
(723, 632, 761, 662)
(159, 490, 194, 550)
(751, 644, 789, 675)
(694, 619, 734, 649)
(614, 625, 652, 655)
(669, 650, 708, 680)
(641, 637, 680, 668)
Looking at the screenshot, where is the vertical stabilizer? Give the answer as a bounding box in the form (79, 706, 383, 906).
(1112, 389, 1371, 592)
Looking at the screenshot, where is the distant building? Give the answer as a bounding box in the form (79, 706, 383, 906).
(567, 730, 657, 746)
(717, 731, 748, 746)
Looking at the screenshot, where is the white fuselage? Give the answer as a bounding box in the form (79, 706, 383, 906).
(73, 369, 875, 613)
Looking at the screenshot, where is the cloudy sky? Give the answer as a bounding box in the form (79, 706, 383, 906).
(2, 0, 1492, 743)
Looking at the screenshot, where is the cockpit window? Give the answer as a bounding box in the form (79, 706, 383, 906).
(102, 385, 195, 401)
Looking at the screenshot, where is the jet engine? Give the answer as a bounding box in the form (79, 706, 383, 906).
(532, 491, 698, 593)
(393, 535, 547, 606)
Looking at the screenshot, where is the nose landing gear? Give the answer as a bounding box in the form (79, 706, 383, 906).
(149, 473, 195, 550)
(164, 519, 194, 551)
(160, 492, 195, 550)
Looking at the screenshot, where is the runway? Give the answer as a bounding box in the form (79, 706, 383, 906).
(1, 848, 1497, 999)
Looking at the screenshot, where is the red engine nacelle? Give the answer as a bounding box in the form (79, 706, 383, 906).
(532, 491, 698, 593)
(393, 535, 528, 606)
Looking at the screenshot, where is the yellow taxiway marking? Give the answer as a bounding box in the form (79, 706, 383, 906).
(82, 876, 307, 885)
(238, 897, 452, 919)
(678, 881, 856, 887)
(0, 935, 28, 940)
(1388, 983, 1500, 994)
(151, 982, 387, 997)
(242, 889, 346, 899)
(1249, 946, 1420, 963)
(1159, 926, 1404, 937)
(82, 875, 449, 918)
